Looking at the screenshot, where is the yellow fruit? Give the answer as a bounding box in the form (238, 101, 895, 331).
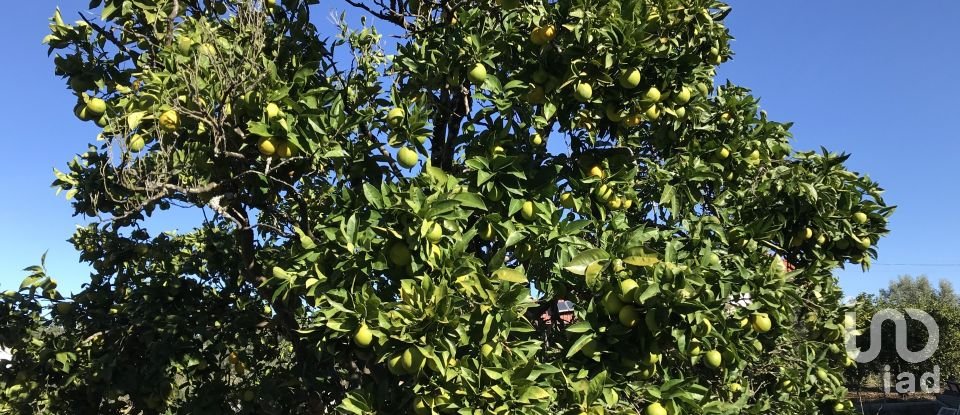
(602, 291, 624, 315)
(593, 184, 613, 201)
(492, 146, 506, 157)
(397, 146, 419, 169)
(643, 87, 662, 105)
(746, 149, 761, 164)
(858, 235, 872, 250)
(752, 313, 772, 333)
(853, 212, 868, 224)
(353, 324, 373, 348)
(559, 192, 575, 209)
(275, 141, 296, 158)
(607, 197, 622, 210)
(387, 353, 405, 375)
(623, 114, 643, 127)
(645, 402, 667, 415)
(704, 349, 722, 368)
(265, 102, 281, 119)
(574, 82, 593, 102)
(619, 279, 639, 302)
(468, 63, 488, 84)
(424, 221, 443, 244)
(402, 347, 425, 373)
(530, 27, 547, 45)
(645, 105, 660, 121)
(128, 134, 145, 152)
(540, 24, 556, 41)
(619, 68, 642, 89)
(86, 98, 107, 115)
(388, 243, 411, 266)
(618, 305, 640, 328)
(159, 110, 180, 132)
(199, 43, 216, 56)
(623, 198, 633, 210)
(258, 137, 277, 156)
(802, 227, 814, 240)
(587, 165, 604, 180)
(717, 147, 730, 160)
(673, 86, 692, 104)
(521, 201, 535, 221)
(228, 352, 239, 365)
(386, 107, 405, 128)
(479, 222, 495, 241)
(530, 133, 543, 146)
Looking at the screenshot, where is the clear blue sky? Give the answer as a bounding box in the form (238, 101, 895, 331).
(1, 1, 957, 298)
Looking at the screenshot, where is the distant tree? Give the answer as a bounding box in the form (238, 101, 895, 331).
(849, 275, 960, 388)
(2, 0, 892, 414)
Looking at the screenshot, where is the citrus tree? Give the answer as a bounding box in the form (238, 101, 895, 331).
(1, 0, 892, 413)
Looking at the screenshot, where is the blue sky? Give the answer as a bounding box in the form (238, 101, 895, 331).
(1, 1, 957, 298)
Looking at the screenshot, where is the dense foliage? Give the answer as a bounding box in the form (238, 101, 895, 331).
(2, 0, 892, 414)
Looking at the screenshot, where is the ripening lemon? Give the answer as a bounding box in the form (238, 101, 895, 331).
(86, 98, 107, 115)
(673, 86, 692, 104)
(645, 402, 667, 415)
(716, 147, 730, 160)
(397, 146, 419, 169)
(386, 107, 405, 128)
(159, 110, 180, 132)
(852, 212, 868, 224)
(574, 82, 593, 102)
(402, 347, 425, 373)
(424, 221, 443, 244)
(587, 165, 604, 180)
(176, 36, 195, 54)
(645, 105, 660, 121)
(353, 324, 373, 348)
(275, 141, 296, 158)
(704, 349, 722, 368)
(265, 102, 281, 119)
(521, 201, 535, 221)
(752, 313, 772, 333)
(479, 222, 495, 241)
(530, 133, 543, 146)
(559, 192, 575, 209)
(619, 68, 642, 89)
(618, 305, 640, 328)
(258, 137, 277, 156)
(602, 291, 624, 315)
(388, 243, 411, 266)
(387, 353, 405, 375)
(593, 184, 613, 201)
(540, 24, 556, 42)
(481, 343, 495, 358)
(607, 197, 622, 210)
(128, 134, 146, 152)
(643, 87, 662, 105)
(619, 279, 639, 302)
(467, 63, 488, 84)
(623, 114, 643, 127)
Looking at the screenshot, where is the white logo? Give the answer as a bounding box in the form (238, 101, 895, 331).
(846, 308, 939, 363)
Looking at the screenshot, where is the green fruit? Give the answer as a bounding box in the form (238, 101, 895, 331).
(643, 87, 662, 105)
(258, 137, 277, 156)
(673, 86, 692, 104)
(413, 397, 431, 415)
(388, 243, 411, 266)
(619, 279, 639, 302)
(521, 201, 535, 221)
(574, 82, 593, 102)
(467, 63, 488, 84)
(619, 68, 641, 89)
(424, 221, 443, 243)
(159, 110, 179, 132)
(858, 235, 871, 250)
(479, 222, 495, 241)
(176, 36, 195, 54)
(642, 351, 661, 366)
(717, 147, 730, 160)
(353, 324, 373, 348)
(275, 141, 296, 158)
(593, 185, 614, 202)
(605, 104, 624, 122)
(530, 133, 543, 146)
(559, 192, 575, 209)
(704, 349, 722, 368)
(386, 107, 405, 128)
(265, 102, 281, 119)
(602, 291, 624, 315)
(751, 339, 763, 353)
(402, 347, 425, 373)
(752, 313, 772, 333)
(645, 402, 667, 415)
(86, 98, 107, 115)
(832, 402, 844, 413)
(397, 147, 419, 169)
(853, 212, 868, 224)
(128, 134, 145, 152)
(387, 353, 405, 375)
(618, 305, 640, 328)
(645, 105, 660, 121)
(492, 146, 506, 157)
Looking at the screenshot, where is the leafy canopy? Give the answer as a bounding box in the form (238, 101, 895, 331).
(2, 0, 891, 414)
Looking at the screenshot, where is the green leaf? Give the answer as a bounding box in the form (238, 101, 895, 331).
(363, 183, 383, 210)
(623, 255, 659, 267)
(492, 268, 527, 283)
(566, 333, 596, 358)
(564, 248, 610, 275)
(453, 192, 487, 211)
